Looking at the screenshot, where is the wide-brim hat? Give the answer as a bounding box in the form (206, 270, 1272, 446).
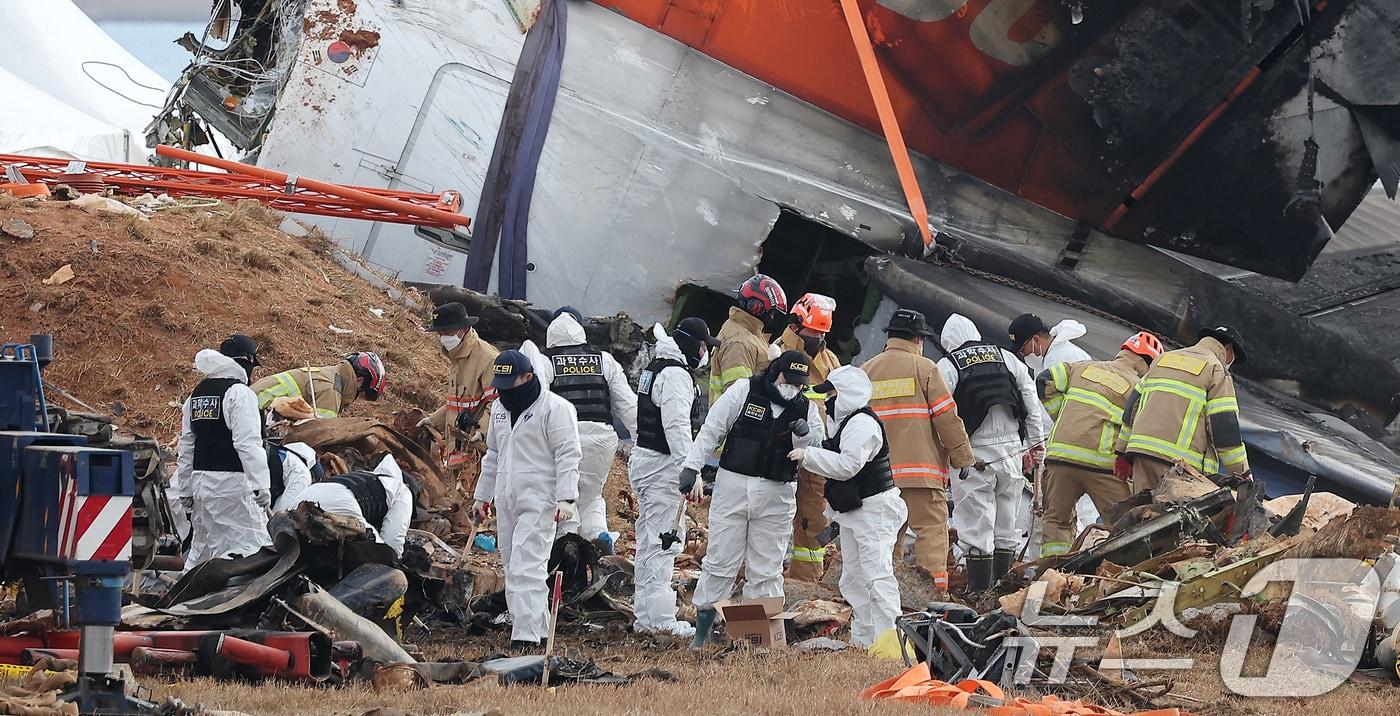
(883, 309, 935, 337)
(428, 302, 479, 333)
(1198, 324, 1248, 365)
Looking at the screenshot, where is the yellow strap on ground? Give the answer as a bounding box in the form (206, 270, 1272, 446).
(837, 0, 935, 248)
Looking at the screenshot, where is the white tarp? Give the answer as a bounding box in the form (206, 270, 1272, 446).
(0, 0, 169, 161)
(0, 67, 130, 161)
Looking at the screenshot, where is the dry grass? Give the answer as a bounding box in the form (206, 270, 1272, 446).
(0, 198, 447, 441)
(149, 648, 936, 716)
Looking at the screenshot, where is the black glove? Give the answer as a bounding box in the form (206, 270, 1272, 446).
(679, 468, 699, 496)
(455, 409, 479, 433)
(789, 418, 810, 438)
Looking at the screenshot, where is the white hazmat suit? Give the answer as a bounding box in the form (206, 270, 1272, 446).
(476, 385, 582, 643)
(629, 329, 698, 637)
(270, 442, 317, 514)
(294, 454, 414, 556)
(172, 350, 271, 569)
(684, 376, 823, 609)
(1019, 319, 1099, 558)
(794, 366, 906, 648)
(937, 315, 1047, 556)
(521, 313, 637, 540)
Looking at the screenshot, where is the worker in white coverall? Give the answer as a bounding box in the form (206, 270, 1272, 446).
(172, 335, 272, 570)
(520, 308, 637, 548)
(789, 366, 906, 648)
(269, 442, 319, 514)
(1008, 313, 1099, 557)
(938, 315, 1046, 590)
(629, 318, 718, 638)
(293, 454, 415, 556)
(473, 350, 582, 651)
(682, 350, 824, 648)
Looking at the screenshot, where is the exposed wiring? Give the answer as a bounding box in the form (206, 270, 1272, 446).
(80, 60, 163, 108)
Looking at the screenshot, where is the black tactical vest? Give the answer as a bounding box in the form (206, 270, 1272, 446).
(265, 443, 321, 503)
(323, 471, 389, 530)
(719, 377, 807, 482)
(546, 345, 613, 425)
(190, 377, 244, 472)
(822, 407, 895, 512)
(636, 358, 703, 454)
(949, 341, 1026, 438)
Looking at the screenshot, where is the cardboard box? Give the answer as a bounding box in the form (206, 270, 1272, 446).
(717, 597, 798, 648)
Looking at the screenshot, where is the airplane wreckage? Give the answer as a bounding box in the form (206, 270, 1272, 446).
(150, 0, 1400, 502)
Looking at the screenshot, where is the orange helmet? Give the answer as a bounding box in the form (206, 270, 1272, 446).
(791, 293, 836, 334)
(1122, 331, 1165, 362)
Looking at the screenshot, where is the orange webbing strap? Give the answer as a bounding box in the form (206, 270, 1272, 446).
(836, 0, 936, 249)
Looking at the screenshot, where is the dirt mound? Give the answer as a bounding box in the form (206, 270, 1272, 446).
(0, 195, 447, 442)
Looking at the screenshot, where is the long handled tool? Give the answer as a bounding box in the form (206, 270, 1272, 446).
(542, 572, 563, 689)
(1017, 461, 1046, 563)
(659, 502, 686, 551)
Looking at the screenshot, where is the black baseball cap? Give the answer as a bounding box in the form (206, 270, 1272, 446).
(676, 317, 720, 347)
(1198, 325, 1248, 364)
(219, 334, 261, 366)
(883, 309, 935, 337)
(773, 350, 812, 385)
(490, 350, 534, 389)
(1008, 313, 1048, 349)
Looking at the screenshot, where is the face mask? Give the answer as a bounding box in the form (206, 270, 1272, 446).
(697, 349, 710, 369)
(440, 334, 462, 352)
(777, 384, 801, 400)
(801, 333, 825, 358)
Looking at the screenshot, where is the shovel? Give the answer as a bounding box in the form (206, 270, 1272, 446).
(660, 501, 687, 551)
(542, 571, 563, 689)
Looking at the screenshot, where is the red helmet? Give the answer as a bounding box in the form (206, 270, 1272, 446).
(791, 293, 835, 334)
(738, 274, 788, 318)
(1121, 332, 1165, 362)
(347, 352, 386, 401)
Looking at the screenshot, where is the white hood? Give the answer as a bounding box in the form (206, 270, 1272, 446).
(1049, 319, 1087, 346)
(652, 324, 686, 363)
(194, 348, 249, 382)
(283, 442, 317, 466)
(373, 453, 404, 481)
(940, 313, 981, 353)
(827, 365, 871, 418)
(546, 313, 587, 349)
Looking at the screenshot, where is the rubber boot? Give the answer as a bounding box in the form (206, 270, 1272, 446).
(992, 549, 1015, 582)
(509, 639, 539, 654)
(691, 607, 718, 650)
(966, 555, 993, 592)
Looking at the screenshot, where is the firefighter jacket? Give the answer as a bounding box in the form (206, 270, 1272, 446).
(775, 327, 841, 392)
(1114, 337, 1250, 475)
(426, 328, 501, 438)
(252, 362, 359, 418)
(860, 337, 976, 489)
(1038, 349, 1148, 472)
(709, 308, 772, 403)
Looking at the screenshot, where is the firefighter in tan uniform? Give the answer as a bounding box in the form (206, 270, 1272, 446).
(253, 352, 385, 419)
(1114, 325, 1251, 491)
(860, 309, 975, 591)
(708, 274, 789, 403)
(774, 293, 842, 581)
(1035, 332, 1162, 556)
(421, 302, 501, 468)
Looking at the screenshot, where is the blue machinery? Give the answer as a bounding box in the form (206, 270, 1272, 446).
(0, 337, 149, 713)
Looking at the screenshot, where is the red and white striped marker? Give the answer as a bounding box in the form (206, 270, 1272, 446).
(55, 456, 132, 562)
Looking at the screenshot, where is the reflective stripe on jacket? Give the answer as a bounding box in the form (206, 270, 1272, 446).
(859, 338, 974, 489)
(252, 362, 358, 418)
(1114, 337, 1249, 474)
(1040, 350, 1148, 472)
(427, 329, 501, 437)
(709, 308, 772, 403)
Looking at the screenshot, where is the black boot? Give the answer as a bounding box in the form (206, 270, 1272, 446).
(509, 639, 543, 653)
(966, 554, 993, 592)
(992, 549, 1015, 582)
